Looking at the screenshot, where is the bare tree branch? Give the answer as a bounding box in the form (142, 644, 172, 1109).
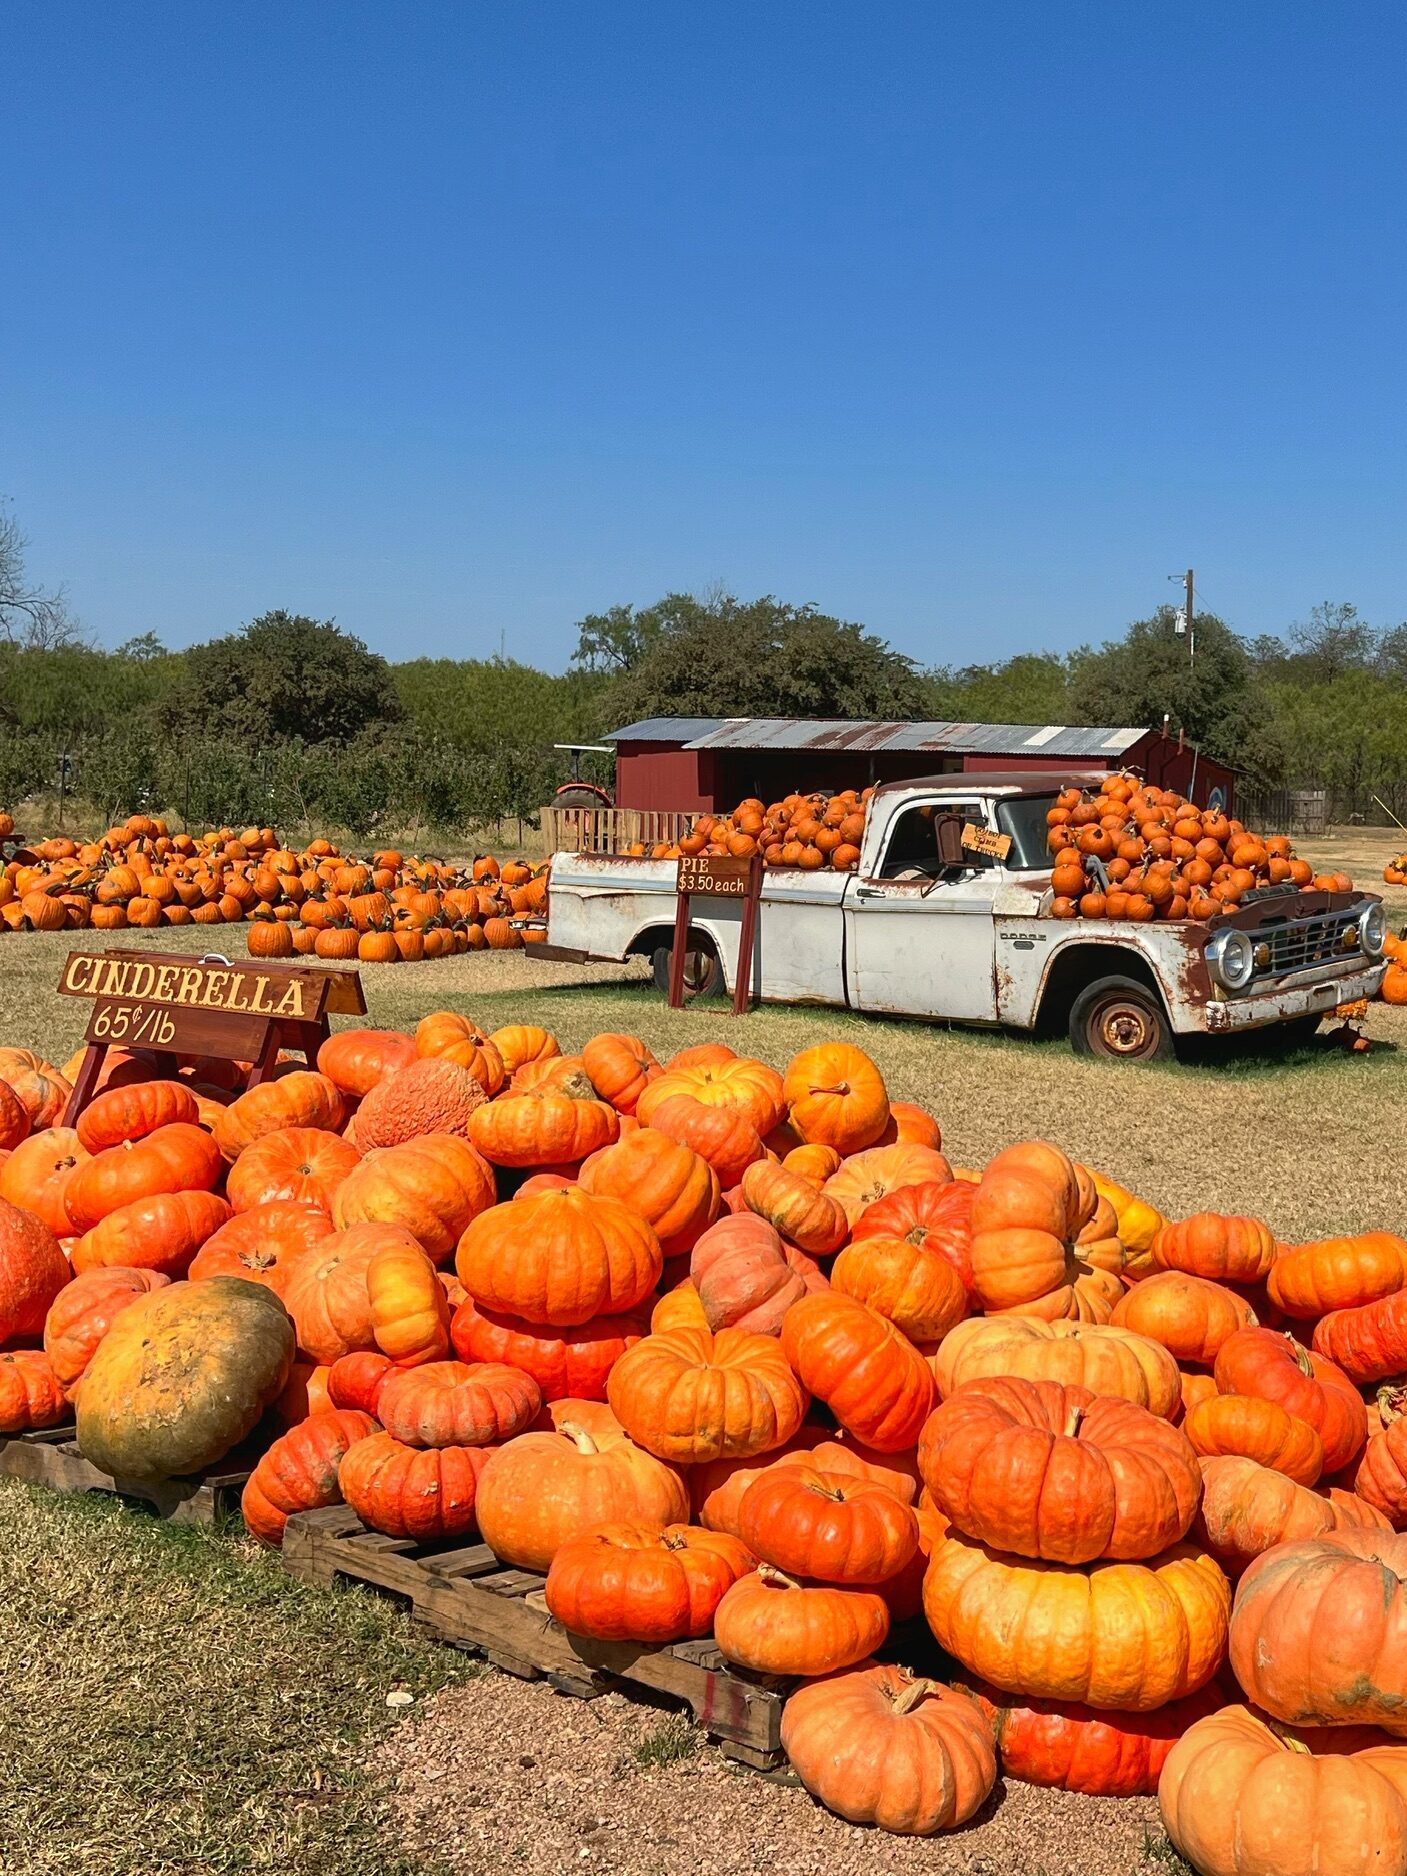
(0, 506, 91, 650)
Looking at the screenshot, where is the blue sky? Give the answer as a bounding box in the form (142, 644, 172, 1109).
(4, 3, 1405, 669)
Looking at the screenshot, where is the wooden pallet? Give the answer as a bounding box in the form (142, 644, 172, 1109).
(0, 1423, 252, 1525)
(281, 1504, 793, 1767)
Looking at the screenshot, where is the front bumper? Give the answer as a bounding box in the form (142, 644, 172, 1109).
(1190, 961, 1387, 1034)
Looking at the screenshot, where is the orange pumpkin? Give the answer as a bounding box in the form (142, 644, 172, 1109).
(332, 1134, 497, 1264)
(468, 1092, 619, 1167)
(738, 1159, 848, 1256)
(781, 1293, 934, 1452)
(824, 1144, 955, 1229)
(354, 1058, 488, 1150)
(782, 1043, 890, 1156)
(579, 1032, 660, 1115)
(737, 1459, 919, 1583)
(607, 1324, 809, 1463)
(241, 1408, 378, 1545)
(1152, 1213, 1278, 1285)
(70, 1189, 232, 1279)
(642, 1092, 764, 1190)
(713, 1566, 890, 1675)
(544, 1522, 754, 1642)
(42, 1265, 170, 1395)
(212, 1072, 346, 1160)
(831, 1234, 968, 1344)
(64, 1123, 223, 1233)
(413, 1012, 506, 1094)
(75, 1079, 200, 1152)
(338, 1432, 489, 1540)
(450, 1298, 647, 1402)
(0, 1349, 67, 1432)
(1183, 1392, 1324, 1485)
(0, 1127, 90, 1237)
(376, 1359, 541, 1447)
(456, 1188, 661, 1326)
(367, 1235, 451, 1364)
(1111, 1270, 1257, 1367)
(225, 1127, 361, 1213)
(316, 1028, 417, 1098)
(576, 1130, 720, 1257)
(637, 1056, 786, 1137)
(689, 1212, 828, 1336)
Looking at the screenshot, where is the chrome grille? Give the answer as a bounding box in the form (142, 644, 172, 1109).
(1252, 909, 1360, 978)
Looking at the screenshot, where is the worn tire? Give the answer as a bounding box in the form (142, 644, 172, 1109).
(651, 940, 725, 1001)
(1069, 975, 1173, 1062)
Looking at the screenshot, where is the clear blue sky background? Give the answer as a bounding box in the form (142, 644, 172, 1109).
(4, 2, 1405, 670)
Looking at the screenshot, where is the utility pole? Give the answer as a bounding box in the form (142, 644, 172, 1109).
(1184, 568, 1195, 664)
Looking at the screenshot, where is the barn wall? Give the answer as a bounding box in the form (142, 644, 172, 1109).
(613, 745, 712, 811)
(1128, 735, 1236, 812)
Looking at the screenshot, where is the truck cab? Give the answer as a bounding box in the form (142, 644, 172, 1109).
(542, 771, 1388, 1058)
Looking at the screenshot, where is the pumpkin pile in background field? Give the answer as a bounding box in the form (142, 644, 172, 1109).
(1383, 931, 1407, 1004)
(0, 812, 546, 957)
(1386, 852, 1407, 884)
(7, 1025, 1407, 1859)
(1047, 774, 1353, 921)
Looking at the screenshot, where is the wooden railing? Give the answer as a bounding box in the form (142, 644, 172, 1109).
(539, 806, 696, 857)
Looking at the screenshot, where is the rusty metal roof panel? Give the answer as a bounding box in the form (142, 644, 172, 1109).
(609, 718, 1149, 756)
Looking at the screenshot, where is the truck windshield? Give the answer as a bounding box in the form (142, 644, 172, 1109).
(996, 795, 1057, 870)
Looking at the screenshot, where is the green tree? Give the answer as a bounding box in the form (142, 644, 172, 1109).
(600, 592, 923, 726)
(919, 651, 1073, 722)
(571, 602, 668, 673)
(1068, 606, 1256, 767)
(163, 612, 402, 746)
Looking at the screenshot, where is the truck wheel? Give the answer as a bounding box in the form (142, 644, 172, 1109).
(1069, 976, 1173, 1061)
(651, 941, 724, 1001)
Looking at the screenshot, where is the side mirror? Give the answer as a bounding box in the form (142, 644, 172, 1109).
(935, 815, 966, 867)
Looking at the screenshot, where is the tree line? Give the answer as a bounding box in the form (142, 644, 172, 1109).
(3, 504, 1404, 836)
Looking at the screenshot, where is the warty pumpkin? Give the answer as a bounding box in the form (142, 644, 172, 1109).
(781, 1666, 996, 1836)
(924, 1529, 1231, 1711)
(1159, 1703, 1407, 1876)
(919, 1376, 1201, 1563)
(241, 1407, 378, 1545)
(455, 1188, 661, 1326)
(780, 1292, 934, 1452)
(544, 1521, 754, 1643)
(354, 1058, 488, 1150)
(713, 1565, 890, 1675)
(473, 1417, 688, 1571)
(606, 1323, 809, 1463)
(76, 1276, 296, 1480)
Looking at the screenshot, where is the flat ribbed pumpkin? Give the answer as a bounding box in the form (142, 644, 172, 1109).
(241, 1407, 378, 1545)
(607, 1324, 808, 1463)
(225, 1127, 361, 1213)
(455, 1189, 661, 1327)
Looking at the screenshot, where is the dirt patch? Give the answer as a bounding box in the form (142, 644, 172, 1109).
(381, 1671, 1167, 1876)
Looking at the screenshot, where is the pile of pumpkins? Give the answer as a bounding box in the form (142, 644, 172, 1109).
(6, 1027, 1407, 1871)
(0, 813, 545, 954)
(1048, 775, 1354, 921)
(1386, 852, 1407, 885)
(623, 790, 873, 871)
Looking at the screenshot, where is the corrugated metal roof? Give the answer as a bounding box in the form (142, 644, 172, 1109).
(606, 717, 732, 744)
(606, 718, 1145, 757)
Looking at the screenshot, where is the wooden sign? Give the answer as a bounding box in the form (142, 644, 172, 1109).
(57, 950, 367, 1126)
(676, 853, 755, 897)
(669, 855, 763, 1016)
(961, 823, 1013, 861)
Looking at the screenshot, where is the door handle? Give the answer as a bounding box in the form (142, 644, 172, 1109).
(854, 885, 884, 899)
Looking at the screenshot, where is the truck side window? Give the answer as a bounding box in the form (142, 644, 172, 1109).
(878, 805, 993, 878)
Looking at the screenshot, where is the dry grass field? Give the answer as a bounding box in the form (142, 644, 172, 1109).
(0, 831, 1402, 1876)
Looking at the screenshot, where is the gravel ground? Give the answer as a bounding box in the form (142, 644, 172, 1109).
(380, 1672, 1167, 1876)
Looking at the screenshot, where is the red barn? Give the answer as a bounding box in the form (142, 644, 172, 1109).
(607, 718, 1236, 815)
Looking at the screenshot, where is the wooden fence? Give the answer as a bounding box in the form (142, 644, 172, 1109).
(538, 806, 696, 857)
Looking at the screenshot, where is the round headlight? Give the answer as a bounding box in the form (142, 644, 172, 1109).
(1360, 902, 1388, 959)
(1206, 926, 1255, 991)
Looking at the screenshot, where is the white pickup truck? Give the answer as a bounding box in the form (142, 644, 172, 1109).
(538, 771, 1388, 1059)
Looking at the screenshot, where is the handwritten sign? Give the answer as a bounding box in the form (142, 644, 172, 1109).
(961, 823, 1013, 861)
(57, 950, 367, 1125)
(676, 854, 754, 897)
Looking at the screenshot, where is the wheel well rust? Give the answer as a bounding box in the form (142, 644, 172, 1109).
(1034, 945, 1168, 1038)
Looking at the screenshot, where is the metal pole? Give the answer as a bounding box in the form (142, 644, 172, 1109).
(57, 750, 67, 828)
(1186, 569, 1195, 664)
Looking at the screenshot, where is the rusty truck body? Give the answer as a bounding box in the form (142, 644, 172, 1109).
(540, 772, 1387, 1058)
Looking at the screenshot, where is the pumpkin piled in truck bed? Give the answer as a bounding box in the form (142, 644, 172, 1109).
(4, 1016, 1407, 1850)
(1046, 775, 1352, 921)
(625, 790, 873, 872)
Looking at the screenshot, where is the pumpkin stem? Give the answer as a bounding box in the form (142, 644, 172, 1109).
(1263, 1715, 1311, 1755)
(1282, 1332, 1315, 1378)
(888, 1675, 940, 1716)
(757, 1563, 801, 1590)
(1378, 1385, 1407, 1429)
(1063, 1403, 1087, 1437)
(558, 1421, 599, 1456)
(815, 1082, 852, 1098)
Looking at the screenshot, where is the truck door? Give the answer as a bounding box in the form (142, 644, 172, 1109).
(842, 798, 1001, 1022)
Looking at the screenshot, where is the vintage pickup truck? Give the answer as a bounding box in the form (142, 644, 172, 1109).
(538, 771, 1388, 1059)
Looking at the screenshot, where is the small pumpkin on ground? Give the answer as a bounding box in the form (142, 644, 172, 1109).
(713, 1565, 890, 1675)
(781, 1666, 996, 1836)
